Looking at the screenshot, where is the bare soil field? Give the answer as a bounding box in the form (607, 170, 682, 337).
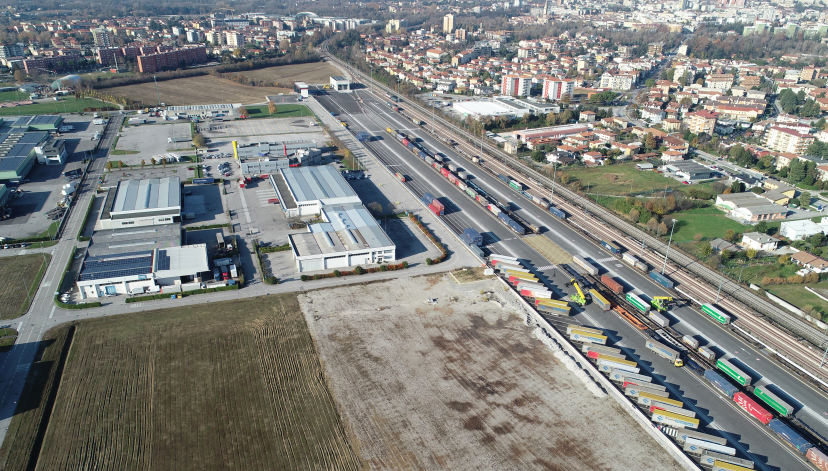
(0, 294, 361, 471)
(302, 274, 684, 471)
(106, 75, 291, 106)
(238, 62, 342, 86)
(0, 253, 50, 319)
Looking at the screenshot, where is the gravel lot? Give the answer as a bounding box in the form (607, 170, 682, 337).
(301, 274, 684, 471)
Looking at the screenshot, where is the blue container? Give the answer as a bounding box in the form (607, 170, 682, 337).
(498, 212, 511, 224)
(508, 220, 525, 235)
(469, 244, 485, 258)
(423, 192, 435, 203)
(549, 207, 567, 219)
(463, 228, 483, 246)
(498, 174, 510, 183)
(703, 369, 738, 398)
(418, 150, 427, 159)
(768, 419, 813, 454)
(406, 141, 414, 150)
(601, 240, 621, 254)
(193, 178, 214, 184)
(650, 271, 675, 289)
(685, 358, 704, 375)
(421, 196, 432, 206)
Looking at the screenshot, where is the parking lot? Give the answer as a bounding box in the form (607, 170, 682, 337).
(113, 122, 193, 165)
(0, 163, 82, 240)
(199, 117, 319, 139)
(181, 182, 228, 227)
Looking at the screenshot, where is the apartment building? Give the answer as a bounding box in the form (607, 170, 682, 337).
(137, 47, 208, 74)
(683, 110, 719, 135)
(705, 74, 735, 91)
(501, 74, 532, 97)
(647, 42, 664, 56)
(763, 126, 814, 155)
(92, 27, 113, 48)
(542, 78, 574, 101)
(206, 31, 226, 45)
(443, 14, 454, 33)
(599, 72, 635, 91)
(0, 43, 25, 59)
(225, 31, 244, 48)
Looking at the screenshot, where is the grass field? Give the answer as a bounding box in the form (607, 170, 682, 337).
(0, 97, 112, 116)
(0, 294, 362, 471)
(669, 206, 752, 243)
(766, 283, 828, 319)
(0, 90, 30, 102)
(566, 163, 709, 197)
(246, 103, 313, 119)
(0, 254, 50, 319)
(238, 62, 342, 86)
(107, 75, 291, 106)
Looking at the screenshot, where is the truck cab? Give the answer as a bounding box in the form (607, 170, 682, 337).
(674, 357, 684, 367)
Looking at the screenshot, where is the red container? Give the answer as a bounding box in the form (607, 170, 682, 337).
(649, 405, 665, 413)
(807, 448, 828, 471)
(401, 138, 410, 146)
(520, 289, 532, 297)
(587, 350, 600, 359)
(431, 200, 444, 212)
(428, 203, 443, 216)
(601, 275, 624, 295)
(395, 172, 406, 182)
(433, 162, 441, 169)
(447, 175, 457, 184)
(440, 168, 450, 178)
(733, 392, 772, 425)
(267, 198, 280, 204)
(476, 195, 485, 203)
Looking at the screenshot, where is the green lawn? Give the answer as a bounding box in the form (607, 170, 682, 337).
(0, 90, 30, 102)
(669, 206, 752, 243)
(110, 149, 139, 155)
(766, 283, 828, 321)
(0, 97, 112, 116)
(566, 163, 719, 197)
(245, 104, 313, 119)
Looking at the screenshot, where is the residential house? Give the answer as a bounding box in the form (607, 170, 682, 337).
(780, 219, 828, 240)
(741, 232, 779, 252)
(641, 107, 666, 123)
(661, 118, 682, 132)
(582, 151, 605, 165)
(791, 251, 828, 273)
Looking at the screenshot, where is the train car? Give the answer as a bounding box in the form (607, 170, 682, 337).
(704, 369, 738, 398)
(733, 392, 773, 425)
(601, 275, 624, 295)
(509, 180, 523, 191)
(622, 253, 648, 272)
(753, 386, 793, 418)
(650, 271, 675, 289)
(590, 290, 611, 311)
(702, 304, 732, 325)
(600, 240, 621, 254)
(572, 255, 599, 276)
(768, 418, 813, 454)
(807, 448, 828, 471)
(716, 358, 752, 386)
(626, 293, 651, 314)
(549, 207, 567, 219)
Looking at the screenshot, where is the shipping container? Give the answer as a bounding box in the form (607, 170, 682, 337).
(508, 274, 538, 284)
(448, 164, 458, 172)
(549, 207, 567, 219)
(509, 180, 523, 191)
(626, 293, 651, 314)
(700, 451, 754, 469)
(401, 138, 410, 147)
(807, 448, 828, 471)
(423, 192, 435, 203)
(702, 304, 731, 325)
(646, 339, 680, 362)
(488, 204, 501, 215)
(650, 271, 675, 289)
(476, 194, 487, 204)
(698, 346, 717, 362)
(434, 154, 443, 162)
(587, 349, 626, 360)
(570, 330, 607, 345)
(684, 438, 736, 456)
(649, 311, 669, 327)
(433, 162, 442, 170)
(465, 187, 477, 198)
(609, 369, 652, 383)
(677, 429, 728, 446)
(622, 252, 639, 265)
(425, 156, 435, 165)
(572, 255, 599, 276)
(508, 220, 526, 235)
(769, 419, 813, 453)
(566, 324, 603, 336)
(396, 132, 405, 141)
(733, 392, 773, 425)
(463, 228, 483, 246)
(428, 203, 443, 216)
(625, 384, 669, 398)
(649, 403, 695, 418)
(395, 172, 406, 182)
(601, 275, 624, 295)
(490, 254, 519, 263)
(432, 200, 445, 212)
(601, 240, 621, 254)
(712, 460, 754, 471)
(704, 369, 739, 398)
(458, 171, 469, 180)
(717, 358, 752, 386)
(418, 150, 428, 159)
(537, 303, 571, 315)
(457, 180, 468, 191)
(498, 212, 511, 224)
(598, 357, 639, 371)
(754, 386, 793, 417)
(682, 335, 700, 350)
(591, 290, 611, 311)
(498, 265, 530, 274)
(469, 244, 485, 259)
(440, 167, 450, 178)
(651, 410, 700, 429)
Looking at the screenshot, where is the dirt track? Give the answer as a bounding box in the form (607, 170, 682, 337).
(302, 273, 684, 471)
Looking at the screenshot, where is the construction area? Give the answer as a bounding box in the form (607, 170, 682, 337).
(300, 273, 686, 470)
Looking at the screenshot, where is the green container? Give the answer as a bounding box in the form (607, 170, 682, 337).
(716, 358, 751, 386)
(754, 386, 792, 417)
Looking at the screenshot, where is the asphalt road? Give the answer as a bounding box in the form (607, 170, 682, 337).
(314, 86, 822, 471)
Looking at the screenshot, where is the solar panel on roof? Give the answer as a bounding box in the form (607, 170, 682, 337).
(157, 250, 171, 270)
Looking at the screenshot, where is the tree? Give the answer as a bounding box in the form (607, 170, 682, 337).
(800, 190, 812, 209)
(531, 148, 545, 163)
(700, 242, 713, 258)
(268, 100, 277, 115)
(695, 78, 705, 86)
(730, 181, 743, 193)
(105, 161, 112, 171)
(644, 133, 657, 150)
(13, 69, 25, 83)
(192, 133, 206, 147)
(238, 106, 249, 119)
(788, 159, 805, 184)
(746, 248, 758, 260)
(140, 159, 146, 169)
(809, 232, 826, 247)
(755, 221, 768, 234)
(645, 78, 656, 89)
(367, 201, 383, 215)
(724, 228, 736, 242)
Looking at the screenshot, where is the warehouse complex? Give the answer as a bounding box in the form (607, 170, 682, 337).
(76, 176, 210, 298)
(270, 166, 396, 272)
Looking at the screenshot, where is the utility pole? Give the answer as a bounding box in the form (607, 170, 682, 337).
(662, 219, 676, 275)
(154, 75, 161, 107)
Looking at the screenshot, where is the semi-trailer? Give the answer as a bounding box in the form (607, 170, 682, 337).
(650, 271, 675, 289)
(704, 370, 739, 398)
(608, 369, 652, 383)
(572, 255, 599, 275)
(733, 392, 773, 425)
(646, 339, 682, 365)
(651, 410, 700, 429)
(537, 302, 571, 315)
(581, 344, 622, 356)
(753, 386, 793, 417)
(683, 437, 736, 456)
(622, 253, 648, 272)
(600, 240, 621, 254)
(638, 393, 683, 408)
(768, 418, 813, 454)
(649, 403, 696, 418)
(549, 207, 567, 219)
(717, 358, 752, 386)
(702, 304, 732, 325)
(677, 429, 728, 446)
(569, 330, 607, 345)
(626, 293, 651, 314)
(625, 384, 670, 398)
(700, 451, 754, 469)
(591, 290, 611, 311)
(597, 358, 639, 374)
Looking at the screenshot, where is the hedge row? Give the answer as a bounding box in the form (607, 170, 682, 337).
(409, 215, 448, 264)
(76, 196, 96, 240)
(253, 239, 280, 285)
(54, 247, 102, 309)
(300, 261, 409, 281)
(259, 244, 291, 253)
(185, 223, 230, 232)
(124, 283, 239, 303)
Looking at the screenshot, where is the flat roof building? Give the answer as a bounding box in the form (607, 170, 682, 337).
(98, 177, 181, 230)
(163, 103, 241, 119)
(512, 124, 589, 143)
(0, 131, 49, 182)
(270, 166, 360, 218)
(664, 161, 713, 180)
(330, 75, 350, 92)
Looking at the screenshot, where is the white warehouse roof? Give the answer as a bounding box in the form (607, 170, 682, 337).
(111, 177, 181, 216)
(280, 166, 359, 205)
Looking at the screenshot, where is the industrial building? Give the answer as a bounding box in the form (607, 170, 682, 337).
(453, 98, 558, 121)
(0, 131, 55, 182)
(269, 166, 396, 272)
(512, 123, 589, 143)
(34, 138, 67, 165)
(163, 103, 241, 119)
(330, 75, 351, 92)
(663, 161, 714, 180)
(97, 177, 182, 230)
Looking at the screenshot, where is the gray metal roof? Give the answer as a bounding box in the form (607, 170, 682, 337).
(87, 222, 182, 257)
(280, 166, 357, 204)
(112, 177, 181, 214)
(290, 204, 394, 258)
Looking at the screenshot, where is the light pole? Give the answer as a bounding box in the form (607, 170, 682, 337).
(154, 75, 161, 107)
(715, 274, 724, 304)
(661, 219, 676, 275)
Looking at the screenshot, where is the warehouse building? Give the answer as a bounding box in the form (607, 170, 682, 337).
(97, 176, 181, 230)
(271, 166, 396, 272)
(234, 140, 322, 173)
(0, 131, 51, 182)
(163, 103, 241, 119)
(663, 161, 714, 181)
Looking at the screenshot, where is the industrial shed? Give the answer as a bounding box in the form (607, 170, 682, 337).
(270, 166, 360, 218)
(98, 177, 182, 230)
